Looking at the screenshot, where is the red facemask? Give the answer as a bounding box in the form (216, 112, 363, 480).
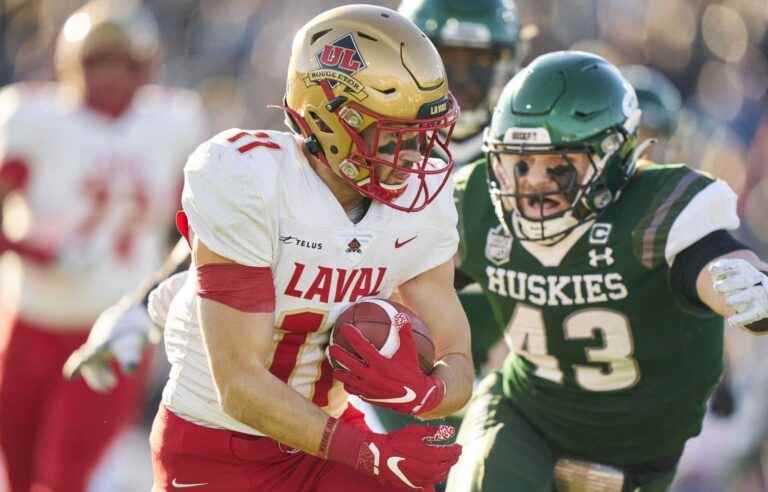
(286, 81, 459, 213)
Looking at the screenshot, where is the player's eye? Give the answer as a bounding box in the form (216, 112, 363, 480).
(377, 139, 396, 155)
(401, 136, 420, 151)
(547, 160, 577, 186)
(547, 162, 579, 197)
(514, 160, 529, 177)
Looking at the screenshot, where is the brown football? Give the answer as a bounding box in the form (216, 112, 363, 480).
(330, 298, 435, 374)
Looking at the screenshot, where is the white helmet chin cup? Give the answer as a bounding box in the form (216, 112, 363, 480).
(512, 211, 579, 246)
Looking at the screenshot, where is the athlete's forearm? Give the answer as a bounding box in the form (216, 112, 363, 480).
(218, 361, 331, 455)
(420, 351, 474, 420)
(198, 297, 330, 456)
(399, 260, 474, 419)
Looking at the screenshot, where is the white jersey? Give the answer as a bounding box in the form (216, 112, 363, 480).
(0, 82, 207, 326)
(162, 129, 458, 435)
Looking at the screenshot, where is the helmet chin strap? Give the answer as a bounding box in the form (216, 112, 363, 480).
(631, 138, 657, 163)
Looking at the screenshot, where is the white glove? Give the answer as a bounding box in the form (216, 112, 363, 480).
(147, 271, 189, 328)
(63, 303, 154, 392)
(710, 258, 768, 330)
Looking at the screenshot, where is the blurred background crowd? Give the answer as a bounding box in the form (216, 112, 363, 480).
(0, 0, 766, 490)
(4, 0, 764, 248)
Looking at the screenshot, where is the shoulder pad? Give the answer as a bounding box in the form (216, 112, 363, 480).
(181, 129, 289, 266)
(186, 129, 287, 204)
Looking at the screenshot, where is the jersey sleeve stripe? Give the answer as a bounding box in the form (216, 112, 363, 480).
(634, 169, 712, 269)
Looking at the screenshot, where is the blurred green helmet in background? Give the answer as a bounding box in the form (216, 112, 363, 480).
(484, 51, 644, 243)
(620, 65, 682, 138)
(399, 0, 532, 140)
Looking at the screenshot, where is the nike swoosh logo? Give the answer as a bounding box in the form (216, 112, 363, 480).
(172, 478, 209, 488)
(395, 236, 417, 249)
(411, 384, 437, 415)
(387, 456, 418, 489)
(363, 386, 416, 404)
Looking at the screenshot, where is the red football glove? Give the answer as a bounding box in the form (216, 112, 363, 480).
(329, 314, 445, 416)
(322, 417, 460, 490)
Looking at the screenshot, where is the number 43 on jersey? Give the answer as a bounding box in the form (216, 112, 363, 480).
(506, 305, 640, 392)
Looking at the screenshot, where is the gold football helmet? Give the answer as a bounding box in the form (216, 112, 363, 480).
(55, 0, 159, 84)
(285, 4, 459, 212)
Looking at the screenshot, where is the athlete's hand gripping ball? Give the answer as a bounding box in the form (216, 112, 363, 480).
(330, 312, 445, 416)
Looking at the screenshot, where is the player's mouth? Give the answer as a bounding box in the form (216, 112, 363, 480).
(520, 194, 569, 219)
(382, 168, 410, 185)
(378, 158, 417, 187)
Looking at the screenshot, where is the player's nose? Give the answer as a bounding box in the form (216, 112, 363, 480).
(520, 161, 552, 186)
(398, 153, 419, 168)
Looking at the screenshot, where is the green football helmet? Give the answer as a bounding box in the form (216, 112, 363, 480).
(399, 0, 530, 140)
(484, 51, 647, 244)
(620, 65, 682, 138)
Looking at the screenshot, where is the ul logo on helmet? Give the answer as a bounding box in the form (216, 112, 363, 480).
(317, 34, 367, 75)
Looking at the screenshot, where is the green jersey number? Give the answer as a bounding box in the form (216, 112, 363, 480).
(506, 305, 640, 391)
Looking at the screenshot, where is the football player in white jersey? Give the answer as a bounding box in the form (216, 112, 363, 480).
(0, 1, 207, 491)
(88, 5, 472, 492)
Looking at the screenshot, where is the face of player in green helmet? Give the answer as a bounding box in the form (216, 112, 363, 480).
(399, 0, 529, 140)
(484, 51, 645, 245)
(491, 151, 592, 221)
(441, 46, 500, 119)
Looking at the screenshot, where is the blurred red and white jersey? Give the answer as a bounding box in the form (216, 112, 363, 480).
(0, 82, 207, 327)
(163, 129, 458, 435)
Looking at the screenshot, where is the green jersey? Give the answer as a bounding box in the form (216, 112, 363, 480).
(455, 159, 740, 465)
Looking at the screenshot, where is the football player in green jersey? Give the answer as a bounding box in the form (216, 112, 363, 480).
(447, 51, 768, 492)
(620, 65, 683, 164)
(399, 0, 533, 168)
(620, 65, 682, 140)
